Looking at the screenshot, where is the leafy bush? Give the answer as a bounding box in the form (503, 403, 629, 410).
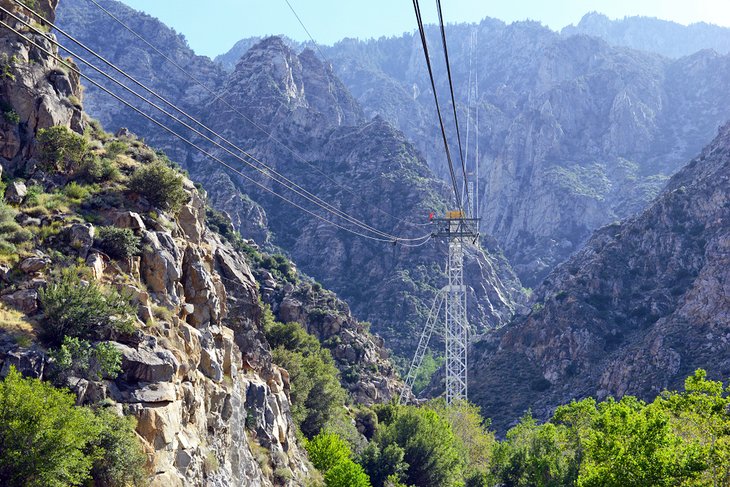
(62, 181, 91, 201)
(491, 412, 575, 487)
(129, 160, 188, 211)
(306, 432, 353, 473)
(36, 125, 89, 173)
(325, 460, 371, 487)
(306, 432, 372, 487)
(3, 108, 19, 124)
(0, 202, 31, 256)
(49, 336, 122, 382)
(77, 156, 120, 183)
(265, 315, 348, 438)
(0, 367, 102, 486)
(90, 408, 147, 487)
(0, 368, 146, 487)
(95, 226, 141, 260)
(103, 140, 128, 158)
(372, 404, 464, 487)
(38, 267, 136, 345)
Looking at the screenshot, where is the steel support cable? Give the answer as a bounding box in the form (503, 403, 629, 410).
(4, 5, 429, 243)
(70, 0, 430, 230)
(282, 0, 329, 63)
(435, 0, 470, 213)
(0, 21, 432, 246)
(411, 0, 462, 212)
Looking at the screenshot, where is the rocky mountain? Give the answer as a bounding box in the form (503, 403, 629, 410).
(310, 21, 730, 285)
(563, 12, 730, 58)
(56, 0, 526, 361)
(0, 0, 402, 483)
(469, 121, 730, 433)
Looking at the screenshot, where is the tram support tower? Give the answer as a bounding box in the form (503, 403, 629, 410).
(432, 211, 479, 404)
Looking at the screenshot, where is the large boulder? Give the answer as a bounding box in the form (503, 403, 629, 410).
(112, 341, 179, 383)
(1, 288, 38, 314)
(4, 181, 26, 204)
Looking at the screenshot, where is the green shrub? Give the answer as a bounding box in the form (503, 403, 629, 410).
(78, 156, 120, 183)
(324, 460, 372, 487)
(38, 267, 136, 345)
(0, 203, 30, 255)
(36, 125, 89, 173)
(49, 336, 122, 382)
(129, 160, 188, 211)
(306, 432, 353, 473)
(0, 368, 147, 487)
(62, 181, 91, 201)
(103, 140, 128, 158)
(22, 184, 43, 207)
(3, 108, 19, 124)
(90, 408, 147, 487)
(265, 315, 348, 439)
(0, 367, 102, 486)
(373, 404, 464, 487)
(95, 226, 141, 260)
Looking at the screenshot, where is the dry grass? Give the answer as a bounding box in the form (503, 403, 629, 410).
(0, 302, 38, 346)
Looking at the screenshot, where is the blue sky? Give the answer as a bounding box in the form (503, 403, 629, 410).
(116, 0, 730, 58)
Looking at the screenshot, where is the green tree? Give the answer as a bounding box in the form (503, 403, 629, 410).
(656, 369, 730, 487)
(429, 398, 497, 477)
(578, 396, 704, 487)
(359, 441, 408, 487)
(492, 412, 576, 487)
(90, 408, 148, 486)
(266, 318, 348, 438)
(324, 460, 372, 487)
(0, 367, 102, 486)
(129, 160, 188, 211)
(373, 404, 464, 487)
(306, 431, 353, 473)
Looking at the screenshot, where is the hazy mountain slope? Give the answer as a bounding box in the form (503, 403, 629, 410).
(563, 12, 730, 58)
(469, 122, 730, 432)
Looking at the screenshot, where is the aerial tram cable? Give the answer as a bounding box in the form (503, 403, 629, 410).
(411, 0, 463, 213)
(2, 5, 431, 244)
(0, 20, 432, 247)
(282, 0, 330, 64)
(435, 0, 470, 214)
(67, 0, 431, 230)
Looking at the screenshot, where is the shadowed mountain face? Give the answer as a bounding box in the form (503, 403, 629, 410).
(563, 12, 730, 58)
(469, 123, 730, 432)
(56, 0, 525, 360)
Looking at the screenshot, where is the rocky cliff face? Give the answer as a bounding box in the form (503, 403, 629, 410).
(469, 122, 730, 433)
(55, 0, 526, 361)
(307, 20, 730, 285)
(563, 12, 730, 58)
(0, 2, 401, 484)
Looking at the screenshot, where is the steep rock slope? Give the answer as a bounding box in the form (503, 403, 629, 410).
(0, 1, 401, 484)
(311, 21, 730, 285)
(469, 122, 730, 433)
(563, 12, 730, 58)
(56, 0, 526, 360)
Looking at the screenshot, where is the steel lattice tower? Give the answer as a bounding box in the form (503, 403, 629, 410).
(400, 214, 479, 405)
(445, 218, 469, 403)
